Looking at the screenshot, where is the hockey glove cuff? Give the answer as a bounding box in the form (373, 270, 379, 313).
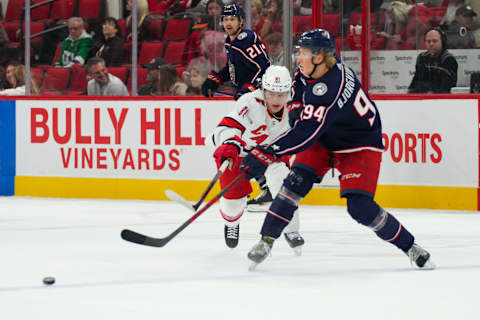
(287, 102, 304, 127)
(240, 146, 277, 180)
(201, 72, 222, 97)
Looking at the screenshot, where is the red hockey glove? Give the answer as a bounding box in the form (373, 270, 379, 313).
(240, 146, 277, 180)
(201, 72, 222, 97)
(213, 136, 246, 169)
(287, 101, 304, 127)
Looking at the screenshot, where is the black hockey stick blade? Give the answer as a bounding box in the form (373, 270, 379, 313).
(121, 229, 170, 247)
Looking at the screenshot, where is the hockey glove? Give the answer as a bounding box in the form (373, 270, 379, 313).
(201, 72, 222, 97)
(234, 83, 257, 100)
(240, 146, 277, 180)
(213, 136, 246, 169)
(287, 102, 304, 127)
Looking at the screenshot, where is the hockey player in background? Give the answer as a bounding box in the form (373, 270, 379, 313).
(241, 29, 435, 270)
(201, 3, 270, 101)
(211, 65, 304, 252)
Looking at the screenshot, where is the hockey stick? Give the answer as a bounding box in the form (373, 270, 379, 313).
(121, 171, 246, 247)
(165, 160, 230, 211)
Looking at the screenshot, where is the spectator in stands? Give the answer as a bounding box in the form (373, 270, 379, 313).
(294, 0, 312, 15)
(256, 0, 283, 38)
(55, 17, 94, 68)
(250, 0, 264, 30)
(200, 30, 227, 72)
(264, 32, 284, 65)
(126, 0, 153, 42)
(408, 27, 458, 94)
(443, 5, 477, 48)
(94, 17, 125, 67)
(138, 57, 167, 95)
(183, 58, 210, 95)
(154, 63, 187, 95)
(86, 57, 129, 96)
(5, 60, 20, 88)
(206, 0, 224, 31)
(0, 68, 11, 90)
(441, 0, 466, 26)
(377, 1, 430, 49)
(0, 65, 39, 95)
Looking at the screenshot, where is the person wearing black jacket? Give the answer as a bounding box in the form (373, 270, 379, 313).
(408, 27, 458, 93)
(94, 17, 125, 67)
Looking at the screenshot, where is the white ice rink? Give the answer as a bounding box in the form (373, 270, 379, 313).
(1, 196, 479, 319)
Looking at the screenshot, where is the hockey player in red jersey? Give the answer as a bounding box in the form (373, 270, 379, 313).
(211, 65, 304, 252)
(241, 29, 435, 270)
(201, 3, 270, 100)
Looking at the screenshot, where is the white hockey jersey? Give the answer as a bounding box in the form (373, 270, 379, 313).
(212, 89, 291, 154)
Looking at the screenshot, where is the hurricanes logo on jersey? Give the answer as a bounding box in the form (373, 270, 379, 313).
(275, 76, 280, 83)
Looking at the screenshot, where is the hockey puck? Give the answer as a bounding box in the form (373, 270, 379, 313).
(42, 276, 55, 285)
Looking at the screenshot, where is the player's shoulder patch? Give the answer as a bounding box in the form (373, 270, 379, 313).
(312, 82, 328, 96)
(237, 32, 248, 41)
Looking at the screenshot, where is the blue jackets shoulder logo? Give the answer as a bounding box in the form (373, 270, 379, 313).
(313, 82, 328, 96)
(237, 32, 247, 40)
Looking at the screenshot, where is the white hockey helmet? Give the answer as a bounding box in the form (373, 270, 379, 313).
(262, 65, 292, 93)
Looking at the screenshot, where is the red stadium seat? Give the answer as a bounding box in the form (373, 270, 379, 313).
(2, 21, 20, 41)
(68, 66, 88, 90)
(293, 15, 312, 34)
(150, 18, 164, 41)
(51, 43, 63, 66)
(108, 66, 129, 83)
(138, 41, 164, 65)
(163, 41, 187, 65)
(42, 67, 70, 91)
(31, 0, 52, 21)
(118, 19, 127, 41)
(163, 18, 192, 41)
(5, 0, 24, 21)
(320, 14, 339, 36)
(78, 0, 104, 19)
(49, 0, 77, 21)
(30, 67, 45, 88)
(128, 68, 149, 90)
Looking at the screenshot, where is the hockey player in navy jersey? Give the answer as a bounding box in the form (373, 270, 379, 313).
(201, 3, 271, 100)
(212, 65, 304, 252)
(241, 29, 435, 270)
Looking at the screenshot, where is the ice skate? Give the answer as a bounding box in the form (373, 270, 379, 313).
(224, 224, 240, 248)
(283, 231, 305, 256)
(246, 186, 273, 212)
(248, 236, 274, 271)
(407, 243, 435, 269)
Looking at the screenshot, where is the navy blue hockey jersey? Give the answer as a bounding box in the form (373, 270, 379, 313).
(218, 29, 270, 95)
(270, 63, 384, 155)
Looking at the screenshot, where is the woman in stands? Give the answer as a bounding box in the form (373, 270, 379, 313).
(94, 17, 125, 67)
(0, 65, 39, 95)
(154, 63, 187, 95)
(182, 59, 209, 95)
(256, 0, 283, 38)
(126, 0, 153, 42)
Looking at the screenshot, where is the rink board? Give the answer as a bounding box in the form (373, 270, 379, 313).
(1, 95, 479, 210)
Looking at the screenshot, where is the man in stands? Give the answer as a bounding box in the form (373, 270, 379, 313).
(55, 17, 93, 68)
(138, 57, 167, 96)
(86, 57, 129, 96)
(408, 27, 458, 93)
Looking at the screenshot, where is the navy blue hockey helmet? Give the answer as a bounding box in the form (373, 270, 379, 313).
(222, 3, 245, 20)
(297, 29, 336, 55)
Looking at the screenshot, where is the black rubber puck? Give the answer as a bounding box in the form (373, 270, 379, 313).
(43, 276, 55, 285)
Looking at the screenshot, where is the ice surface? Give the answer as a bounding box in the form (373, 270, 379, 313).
(0, 197, 479, 319)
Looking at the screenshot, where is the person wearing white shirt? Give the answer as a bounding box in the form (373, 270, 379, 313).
(86, 57, 129, 96)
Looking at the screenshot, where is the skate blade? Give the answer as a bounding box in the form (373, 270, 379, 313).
(292, 246, 302, 256)
(411, 258, 436, 270)
(248, 262, 259, 272)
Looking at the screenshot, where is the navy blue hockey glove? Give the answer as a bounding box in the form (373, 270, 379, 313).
(287, 102, 304, 127)
(234, 83, 257, 100)
(201, 72, 222, 97)
(240, 146, 277, 180)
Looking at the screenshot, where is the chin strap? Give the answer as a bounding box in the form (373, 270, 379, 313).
(308, 56, 325, 77)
